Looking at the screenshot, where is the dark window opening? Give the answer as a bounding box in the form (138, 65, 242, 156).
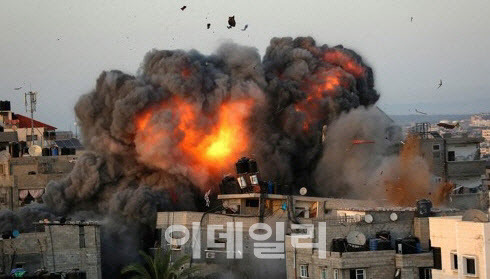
(246, 199, 259, 207)
(452, 253, 458, 269)
(433, 247, 442, 270)
(418, 267, 432, 279)
(433, 144, 440, 151)
(447, 151, 455, 161)
(79, 226, 86, 248)
(465, 257, 476, 275)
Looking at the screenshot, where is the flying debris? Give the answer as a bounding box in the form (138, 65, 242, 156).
(180, 6, 186, 11)
(241, 24, 248, 31)
(437, 79, 442, 88)
(351, 140, 375, 145)
(227, 16, 236, 28)
(204, 189, 211, 207)
(13, 87, 22, 90)
(415, 109, 427, 115)
(410, 17, 413, 22)
(437, 122, 459, 129)
(207, 23, 211, 29)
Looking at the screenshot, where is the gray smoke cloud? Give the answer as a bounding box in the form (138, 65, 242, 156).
(0, 37, 380, 276)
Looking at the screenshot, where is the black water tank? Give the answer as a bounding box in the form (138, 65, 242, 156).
(248, 159, 258, 173)
(376, 231, 391, 241)
(377, 239, 393, 250)
(42, 148, 51, 156)
(61, 147, 70, 155)
(0, 101, 4, 111)
(396, 237, 419, 254)
(235, 157, 249, 174)
(331, 238, 347, 252)
(3, 101, 10, 111)
(416, 199, 433, 217)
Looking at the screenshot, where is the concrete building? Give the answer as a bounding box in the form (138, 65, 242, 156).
(0, 152, 77, 210)
(413, 123, 487, 209)
(429, 213, 490, 279)
(0, 221, 101, 278)
(471, 114, 490, 128)
(157, 193, 450, 279)
(284, 208, 435, 279)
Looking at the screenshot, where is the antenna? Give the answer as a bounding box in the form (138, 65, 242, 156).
(24, 91, 37, 147)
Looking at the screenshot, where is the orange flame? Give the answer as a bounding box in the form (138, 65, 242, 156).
(135, 97, 253, 187)
(323, 50, 365, 77)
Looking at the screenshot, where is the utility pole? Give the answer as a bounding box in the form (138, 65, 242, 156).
(24, 91, 37, 147)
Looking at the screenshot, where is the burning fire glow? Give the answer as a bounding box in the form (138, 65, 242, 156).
(135, 97, 254, 186)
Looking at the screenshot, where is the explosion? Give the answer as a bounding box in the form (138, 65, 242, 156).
(135, 97, 254, 187)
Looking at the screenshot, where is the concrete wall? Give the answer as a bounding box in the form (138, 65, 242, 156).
(0, 156, 76, 209)
(0, 224, 101, 278)
(430, 216, 490, 279)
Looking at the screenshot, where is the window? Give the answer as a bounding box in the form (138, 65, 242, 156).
(447, 151, 455, 161)
(349, 269, 365, 279)
(246, 199, 259, 207)
(450, 251, 458, 270)
(26, 135, 38, 141)
(432, 247, 442, 269)
(463, 256, 476, 276)
(433, 144, 440, 151)
(418, 267, 432, 279)
(79, 226, 85, 248)
(333, 269, 339, 279)
(299, 265, 309, 278)
(321, 268, 327, 279)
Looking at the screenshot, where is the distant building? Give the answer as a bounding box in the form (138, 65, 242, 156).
(430, 213, 490, 279)
(470, 113, 490, 128)
(0, 221, 101, 278)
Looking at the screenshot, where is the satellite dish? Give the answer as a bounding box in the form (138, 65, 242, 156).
(462, 209, 489, 222)
(12, 230, 19, 238)
(346, 231, 366, 246)
(364, 214, 373, 223)
(390, 213, 398, 222)
(299, 187, 307, 196)
(28, 145, 42, 156)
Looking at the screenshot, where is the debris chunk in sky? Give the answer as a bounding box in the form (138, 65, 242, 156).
(437, 79, 442, 88)
(415, 109, 427, 115)
(181, 6, 186, 11)
(228, 16, 236, 28)
(437, 122, 459, 129)
(207, 23, 211, 29)
(14, 87, 22, 90)
(241, 24, 248, 31)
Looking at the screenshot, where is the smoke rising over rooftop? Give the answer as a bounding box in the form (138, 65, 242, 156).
(2, 36, 394, 274)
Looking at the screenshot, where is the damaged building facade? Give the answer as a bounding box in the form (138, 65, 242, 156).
(413, 123, 487, 210)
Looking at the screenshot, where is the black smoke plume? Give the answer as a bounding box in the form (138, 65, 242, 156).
(0, 37, 379, 276)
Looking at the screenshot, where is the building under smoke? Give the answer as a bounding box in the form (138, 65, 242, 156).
(0, 36, 459, 277)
